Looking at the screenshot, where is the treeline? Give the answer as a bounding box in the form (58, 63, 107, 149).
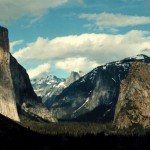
(0, 113, 150, 150)
(20, 114, 150, 136)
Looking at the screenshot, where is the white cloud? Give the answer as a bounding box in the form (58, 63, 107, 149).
(13, 30, 150, 66)
(27, 63, 51, 79)
(141, 48, 150, 56)
(121, 0, 143, 2)
(0, 0, 82, 23)
(55, 57, 99, 72)
(79, 13, 150, 31)
(10, 40, 23, 52)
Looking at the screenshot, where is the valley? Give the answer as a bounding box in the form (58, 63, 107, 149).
(0, 25, 149, 149)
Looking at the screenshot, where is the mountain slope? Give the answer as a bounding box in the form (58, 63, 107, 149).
(45, 71, 84, 107)
(32, 71, 84, 106)
(48, 55, 149, 122)
(31, 74, 65, 103)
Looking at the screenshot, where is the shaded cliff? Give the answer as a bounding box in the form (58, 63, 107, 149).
(9, 49, 57, 123)
(114, 61, 150, 128)
(10, 55, 38, 105)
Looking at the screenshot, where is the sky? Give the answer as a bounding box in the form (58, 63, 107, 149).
(1, 0, 150, 79)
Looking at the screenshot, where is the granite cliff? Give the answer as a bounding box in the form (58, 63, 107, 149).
(0, 27, 19, 121)
(0, 26, 56, 122)
(114, 61, 150, 128)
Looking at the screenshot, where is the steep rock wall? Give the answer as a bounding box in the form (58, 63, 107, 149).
(114, 62, 150, 128)
(0, 26, 57, 122)
(0, 27, 20, 121)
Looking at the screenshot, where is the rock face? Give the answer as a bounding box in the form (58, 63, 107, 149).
(0, 27, 20, 121)
(114, 61, 150, 128)
(65, 71, 84, 87)
(48, 55, 149, 122)
(0, 26, 56, 122)
(10, 55, 38, 105)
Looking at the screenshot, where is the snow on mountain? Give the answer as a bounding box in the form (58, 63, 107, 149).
(31, 54, 149, 123)
(48, 54, 150, 121)
(31, 71, 84, 103)
(31, 74, 65, 102)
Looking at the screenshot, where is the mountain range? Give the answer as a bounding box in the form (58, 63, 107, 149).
(32, 71, 84, 104)
(0, 26, 149, 130)
(32, 54, 150, 128)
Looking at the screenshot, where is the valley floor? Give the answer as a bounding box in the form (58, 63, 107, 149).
(0, 131, 150, 150)
(0, 114, 150, 150)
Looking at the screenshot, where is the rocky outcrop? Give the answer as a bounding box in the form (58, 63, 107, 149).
(21, 101, 57, 122)
(0, 26, 20, 121)
(114, 62, 150, 128)
(65, 71, 84, 87)
(0, 26, 56, 122)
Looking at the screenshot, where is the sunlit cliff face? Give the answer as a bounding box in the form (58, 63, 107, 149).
(0, 27, 20, 122)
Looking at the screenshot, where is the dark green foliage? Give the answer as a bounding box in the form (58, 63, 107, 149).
(0, 113, 150, 150)
(20, 114, 149, 137)
(20, 113, 112, 136)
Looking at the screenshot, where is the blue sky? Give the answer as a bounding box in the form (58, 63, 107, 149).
(1, 0, 150, 78)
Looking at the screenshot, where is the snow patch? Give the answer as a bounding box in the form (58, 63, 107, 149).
(109, 102, 112, 105)
(80, 78, 85, 83)
(103, 66, 106, 70)
(133, 55, 145, 60)
(34, 89, 43, 92)
(56, 82, 66, 88)
(112, 78, 116, 82)
(46, 82, 52, 85)
(73, 98, 90, 113)
(103, 109, 111, 117)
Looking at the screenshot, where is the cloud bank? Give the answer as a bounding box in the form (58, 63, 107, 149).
(10, 40, 23, 52)
(27, 63, 51, 79)
(56, 57, 99, 72)
(0, 0, 82, 23)
(80, 13, 150, 31)
(13, 30, 150, 65)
